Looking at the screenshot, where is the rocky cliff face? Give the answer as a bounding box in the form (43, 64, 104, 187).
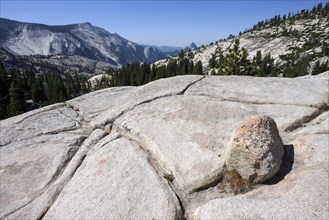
(1, 73, 328, 219)
(0, 18, 169, 68)
(0, 47, 113, 76)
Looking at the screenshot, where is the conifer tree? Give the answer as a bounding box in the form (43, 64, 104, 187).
(8, 81, 26, 116)
(240, 47, 251, 75)
(166, 60, 177, 77)
(220, 39, 251, 75)
(0, 62, 9, 118)
(188, 60, 195, 74)
(31, 77, 46, 104)
(221, 39, 241, 75)
(261, 53, 275, 76)
(148, 64, 156, 82)
(178, 50, 185, 59)
(0, 97, 8, 119)
(209, 54, 216, 69)
(193, 60, 203, 75)
(140, 63, 151, 85)
(316, 2, 323, 12)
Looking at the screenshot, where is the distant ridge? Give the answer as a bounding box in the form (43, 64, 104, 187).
(0, 17, 172, 68)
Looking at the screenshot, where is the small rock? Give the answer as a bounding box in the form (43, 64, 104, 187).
(225, 115, 284, 184)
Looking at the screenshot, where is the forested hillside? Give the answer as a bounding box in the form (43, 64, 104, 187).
(157, 2, 329, 77)
(0, 55, 203, 119)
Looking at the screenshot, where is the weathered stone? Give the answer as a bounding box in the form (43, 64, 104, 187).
(66, 87, 134, 121)
(3, 129, 107, 220)
(67, 75, 203, 128)
(225, 115, 284, 183)
(0, 104, 93, 219)
(89, 75, 203, 127)
(0, 104, 86, 146)
(0, 133, 84, 219)
(0, 103, 65, 126)
(1, 74, 328, 219)
(44, 138, 181, 219)
(293, 134, 329, 167)
(292, 111, 329, 138)
(186, 75, 329, 108)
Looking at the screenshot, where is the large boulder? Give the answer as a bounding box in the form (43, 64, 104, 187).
(225, 115, 284, 183)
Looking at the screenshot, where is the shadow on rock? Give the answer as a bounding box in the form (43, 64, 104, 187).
(265, 144, 294, 185)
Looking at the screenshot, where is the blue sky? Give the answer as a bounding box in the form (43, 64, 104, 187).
(0, 0, 327, 46)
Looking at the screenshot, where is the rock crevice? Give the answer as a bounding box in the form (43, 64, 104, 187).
(2, 129, 107, 219)
(99, 75, 206, 129)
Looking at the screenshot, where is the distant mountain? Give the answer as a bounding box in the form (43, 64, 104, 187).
(143, 43, 199, 53)
(0, 47, 113, 76)
(144, 44, 183, 53)
(184, 42, 198, 51)
(0, 18, 170, 68)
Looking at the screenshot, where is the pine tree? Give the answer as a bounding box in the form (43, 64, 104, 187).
(140, 63, 151, 85)
(312, 60, 329, 75)
(0, 97, 8, 119)
(166, 60, 177, 77)
(240, 47, 251, 75)
(8, 81, 26, 116)
(223, 39, 241, 75)
(316, 2, 323, 12)
(220, 39, 251, 75)
(324, 2, 329, 14)
(0, 62, 9, 119)
(31, 77, 46, 105)
(0, 62, 9, 98)
(178, 50, 185, 59)
(209, 54, 217, 68)
(193, 60, 203, 75)
(128, 67, 137, 86)
(188, 60, 195, 74)
(0, 67, 8, 118)
(260, 54, 275, 77)
(148, 64, 156, 82)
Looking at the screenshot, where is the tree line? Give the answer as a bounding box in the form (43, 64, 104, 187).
(209, 39, 280, 77)
(93, 57, 203, 89)
(212, 2, 329, 43)
(0, 57, 204, 119)
(0, 62, 91, 119)
(209, 38, 329, 77)
(247, 2, 329, 34)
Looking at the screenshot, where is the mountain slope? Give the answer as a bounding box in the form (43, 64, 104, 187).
(156, 4, 329, 76)
(0, 47, 113, 75)
(0, 18, 168, 67)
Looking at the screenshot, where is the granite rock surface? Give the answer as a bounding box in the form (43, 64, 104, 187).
(1, 74, 328, 219)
